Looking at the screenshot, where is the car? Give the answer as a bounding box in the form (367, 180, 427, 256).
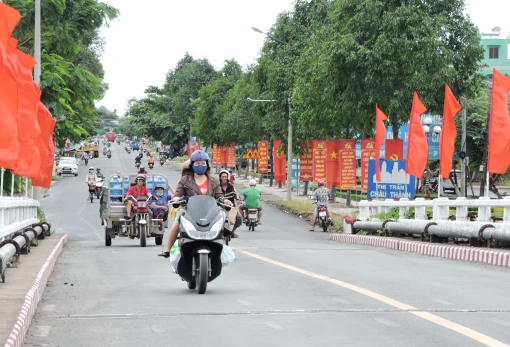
(57, 157, 78, 176)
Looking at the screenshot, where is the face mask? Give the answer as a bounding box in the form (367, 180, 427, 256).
(89, 170, 93, 173)
(193, 165, 207, 175)
(155, 192, 163, 197)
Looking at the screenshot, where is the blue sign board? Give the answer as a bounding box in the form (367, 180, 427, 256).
(356, 112, 441, 160)
(291, 158, 304, 189)
(367, 159, 416, 199)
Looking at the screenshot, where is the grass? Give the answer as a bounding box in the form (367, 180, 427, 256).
(171, 155, 188, 163)
(37, 207, 46, 223)
(272, 200, 344, 231)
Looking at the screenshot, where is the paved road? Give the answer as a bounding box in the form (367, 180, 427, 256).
(24, 144, 510, 346)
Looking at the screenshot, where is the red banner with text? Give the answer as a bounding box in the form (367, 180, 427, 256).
(326, 140, 340, 188)
(361, 139, 376, 193)
(258, 141, 268, 173)
(299, 141, 313, 181)
(273, 140, 286, 185)
(212, 144, 220, 166)
(312, 140, 327, 184)
(227, 144, 236, 168)
(338, 140, 356, 190)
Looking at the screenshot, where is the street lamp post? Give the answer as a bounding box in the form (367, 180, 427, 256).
(422, 117, 443, 197)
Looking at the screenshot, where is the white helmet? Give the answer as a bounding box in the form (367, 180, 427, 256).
(249, 179, 257, 186)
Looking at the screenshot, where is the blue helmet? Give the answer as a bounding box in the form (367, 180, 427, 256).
(190, 149, 208, 162)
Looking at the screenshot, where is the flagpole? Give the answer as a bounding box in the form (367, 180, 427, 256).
(485, 171, 490, 198)
(438, 175, 441, 198)
(32, 0, 43, 201)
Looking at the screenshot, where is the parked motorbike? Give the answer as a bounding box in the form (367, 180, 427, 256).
(166, 195, 231, 294)
(148, 162, 154, 170)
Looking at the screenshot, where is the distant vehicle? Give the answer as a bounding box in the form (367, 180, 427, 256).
(106, 132, 116, 142)
(57, 157, 78, 176)
(132, 143, 140, 150)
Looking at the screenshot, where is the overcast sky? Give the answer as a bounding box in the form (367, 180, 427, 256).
(97, 0, 510, 116)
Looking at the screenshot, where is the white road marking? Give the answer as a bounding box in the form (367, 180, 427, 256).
(265, 321, 284, 330)
(41, 304, 56, 312)
(432, 299, 455, 306)
(375, 318, 401, 327)
(150, 324, 166, 333)
(77, 203, 102, 241)
(333, 298, 352, 305)
(33, 326, 52, 337)
(238, 300, 253, 306)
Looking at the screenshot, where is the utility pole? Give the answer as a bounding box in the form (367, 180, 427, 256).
(460, 97, 467, 197)
(33, 0, 42, 200)
(286, 98, 292, 201)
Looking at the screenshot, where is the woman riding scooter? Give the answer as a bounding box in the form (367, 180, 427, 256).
(219, 169, 242, 238)
(158, 150, 231, 257)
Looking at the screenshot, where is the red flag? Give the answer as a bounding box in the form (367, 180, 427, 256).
(33, 112, 56, 188)
(0, 39, 20, 169)
(488, 69, 510, 174)
(326, 140, 340, 188)
(405, 92, 428, 177)
(12, 43, 42, 175)
(375, 104, 388, 182)
(273, 140, 286, 185)
(439, 84, 462, 178)
(0, 3, 21, 64)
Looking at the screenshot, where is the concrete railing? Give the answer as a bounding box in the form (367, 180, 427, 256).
(349, 197, 510, 247)
(0, 197, 50, 283)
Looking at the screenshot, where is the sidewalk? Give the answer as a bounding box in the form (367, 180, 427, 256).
(0, 234, 67, 345)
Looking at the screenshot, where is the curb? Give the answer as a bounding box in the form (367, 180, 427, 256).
(329, 234, 510, 268)
(4, 234, 68, 347)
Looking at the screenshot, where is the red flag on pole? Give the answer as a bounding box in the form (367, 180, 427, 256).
(439, 84, 462, 178)
(405, 92, 428, 177)
(488, 69, 510, 174)
(0, 3, 21, 64)
(375, 104, 388, 182)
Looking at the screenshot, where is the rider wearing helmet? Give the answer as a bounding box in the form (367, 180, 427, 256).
(85, 167, 98, 185)
(310, 179, 332, 232)
(148, 154, 155, 165)
(219, 169, 242, 238)
(124, 174, 150, 222)
(95, 168, 105, 180)
(137, 165, 148, 174)
(240, 178, 262, 224)
(159, 149, 230, 257)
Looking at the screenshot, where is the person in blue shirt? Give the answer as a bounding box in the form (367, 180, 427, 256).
(150, 184, 170, 231)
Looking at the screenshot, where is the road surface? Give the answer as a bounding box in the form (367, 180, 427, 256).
(24, 143, 510, 346)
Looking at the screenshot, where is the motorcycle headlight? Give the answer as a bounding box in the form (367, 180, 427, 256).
(210, 218, 223, 233)
(181, 217, 197, 233)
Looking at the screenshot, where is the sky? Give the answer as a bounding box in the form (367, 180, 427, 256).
(97, 0, 510, 116)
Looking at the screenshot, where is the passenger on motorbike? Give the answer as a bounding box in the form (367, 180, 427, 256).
(158, 150, 231, 257)
(124, 174, 150, 224)
(239, 179, 262, 224)
(219, 169, 242, 238)
(150, 184, 170, 231)
(85, 167, 98, 191)
(137, 166, 148, 174)
(310, 179, 333, 232)
(95, 168, 105, 180)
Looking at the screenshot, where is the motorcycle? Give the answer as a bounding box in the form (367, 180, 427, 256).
(160, 158, 165, 166)
(88, 183, 96, 203)
(166, 195, 231, 294)
(316, 202, 331, 232)
(95, 178, 104, 199)
(121, 195, 151, 247)
(135, 162, 141, 169)
(103, 150, 107, 156)
(148, 162, 154, 170)
(245, 208, 259, 231)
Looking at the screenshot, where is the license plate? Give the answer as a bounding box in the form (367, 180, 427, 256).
(138, 202, 147, 208)
(319, 212, 327, 217)
(249, 213, 257, 217)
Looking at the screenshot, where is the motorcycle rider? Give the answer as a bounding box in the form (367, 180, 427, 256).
(239, 179, 262, 224)
(135, 154, 142, 167)
(159, 150, 231, 257)
(107, 148, 111, 157)
(310, 178, 333, 232)
(148, 154, 155, 168)
(85, 167, 98, 191)
(103, 147, 107, 155)
(95, 168, 105, 180)
(149, 184, 170, 231)
(137, 166, 148, 174)
(219, 169, 242, 238)
(124, 174, 150, 225)
(83, 152, 89, 166)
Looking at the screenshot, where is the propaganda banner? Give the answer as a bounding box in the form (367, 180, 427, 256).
(326, 140, 340, 188)
(227, 144, 236, 168)
(221, 144, 229, 166)
(212, 144, 220, 166)
(193, 141, 200, 152)
(361, 139, 376, 193)
(312, 140, 327, 183)
(299, 141, 313, 181)
(338, 140, 356, 190)
(258, 141, 268, 173)
(385, 139, 404, 160)
(273, 140, 286, 185)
